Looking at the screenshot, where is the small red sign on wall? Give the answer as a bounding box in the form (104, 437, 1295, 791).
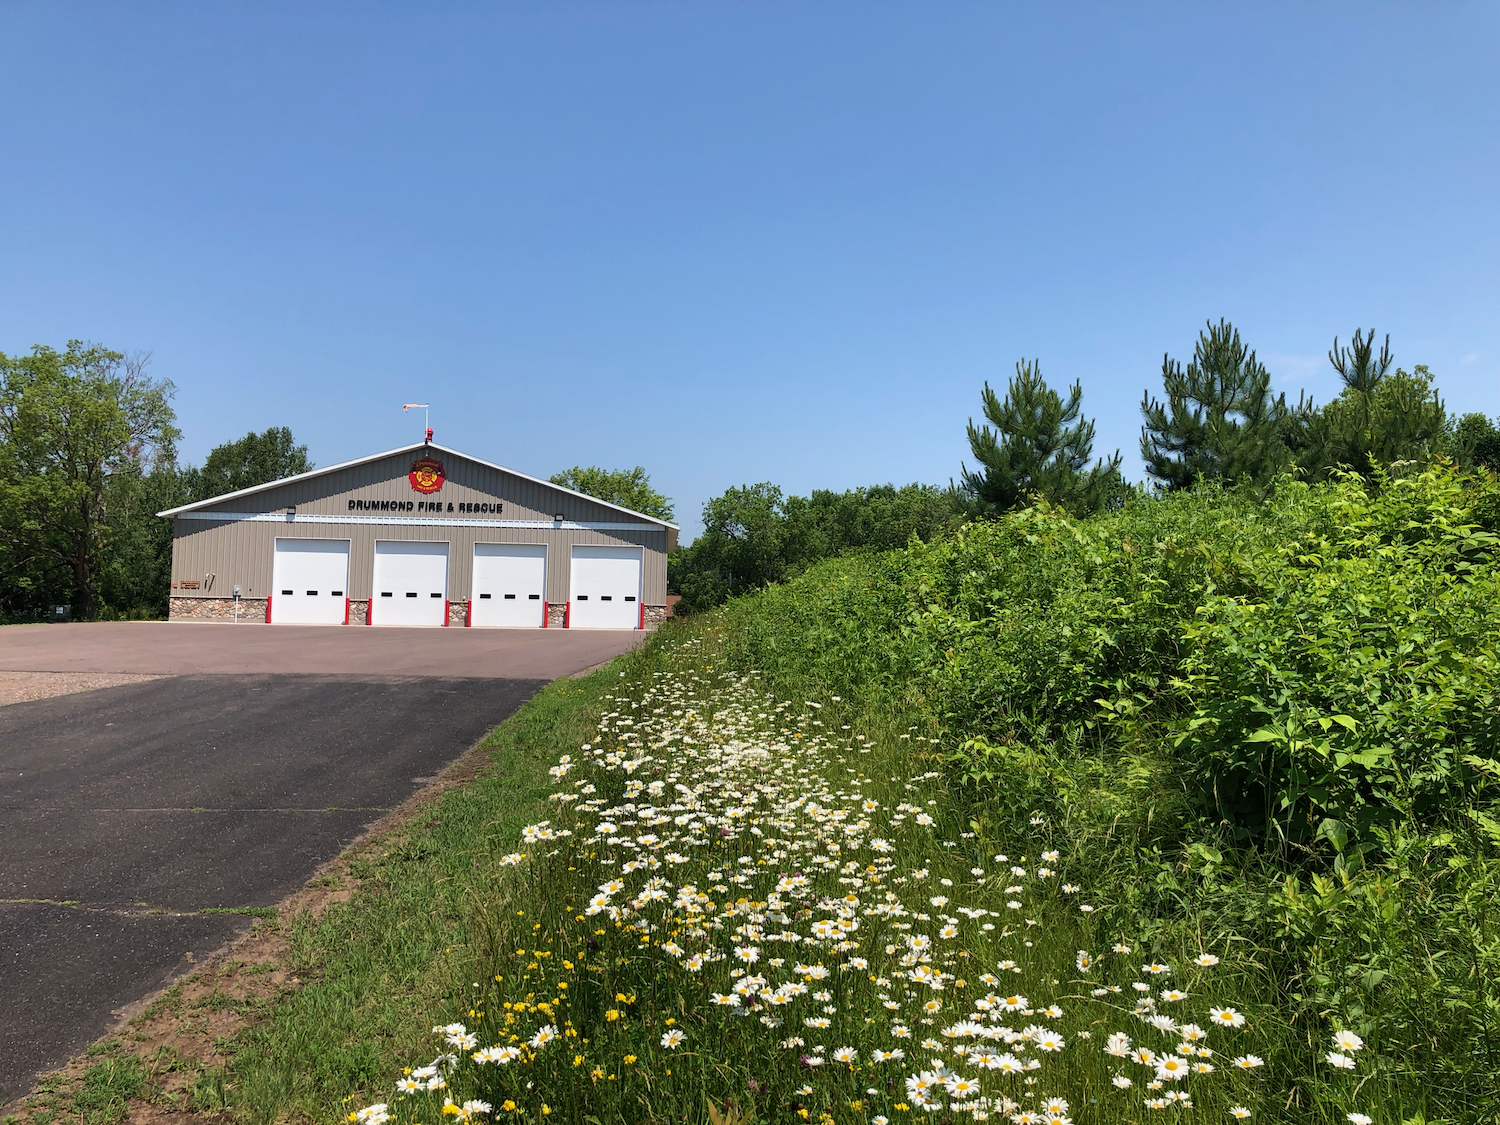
(409, 456, 445, 494)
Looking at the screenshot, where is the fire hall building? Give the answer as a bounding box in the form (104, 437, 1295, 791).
(158, 442, 677, 629)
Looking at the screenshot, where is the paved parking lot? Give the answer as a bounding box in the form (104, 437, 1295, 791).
(0, 622, 642, 1103)
(0, 619, 643, 678)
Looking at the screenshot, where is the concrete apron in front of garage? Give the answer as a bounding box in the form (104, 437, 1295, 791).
(0, 674, 544, 1104)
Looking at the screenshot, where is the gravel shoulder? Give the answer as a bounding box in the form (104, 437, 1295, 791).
(0, 671, 165, 707)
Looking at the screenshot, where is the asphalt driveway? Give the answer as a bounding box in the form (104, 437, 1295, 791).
(0, 622, 642, 1103)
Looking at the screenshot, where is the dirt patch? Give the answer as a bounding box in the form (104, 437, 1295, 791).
(1, 719, 505, 1125)
(0, 671, 166, 707)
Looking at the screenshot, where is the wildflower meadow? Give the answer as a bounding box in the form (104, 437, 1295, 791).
(351, 650, 1382, 1125)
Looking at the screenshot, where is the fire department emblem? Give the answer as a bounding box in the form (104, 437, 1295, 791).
(408, 456, 446, 494)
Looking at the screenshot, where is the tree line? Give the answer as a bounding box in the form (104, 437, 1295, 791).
(671, 320, 1498, 611)
(668, 482, 961, 613)
(965, 320, 1496, 514)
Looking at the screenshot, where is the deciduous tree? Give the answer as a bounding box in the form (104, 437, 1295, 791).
(1452, 412, 1500, 471)
(186, 426, 312, 501)
(549, 465, 675, 521)
(0, 342, 178, 619)
(668, 481, 958, 613)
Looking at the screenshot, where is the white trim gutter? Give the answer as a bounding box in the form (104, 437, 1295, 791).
(175, 511, 664, 532)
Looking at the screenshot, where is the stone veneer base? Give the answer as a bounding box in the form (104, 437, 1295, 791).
(169, 596, 269, 622)
(169, 597, 667, 629)
(545, 602, 667, 629)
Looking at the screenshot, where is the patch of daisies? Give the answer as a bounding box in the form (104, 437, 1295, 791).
(353, 664, 1380, 1124)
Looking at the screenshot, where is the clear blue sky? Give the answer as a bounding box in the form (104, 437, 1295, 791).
(2, 3, 1495, 536)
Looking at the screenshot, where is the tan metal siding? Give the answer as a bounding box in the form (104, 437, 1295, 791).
(173, 521, 668, 604)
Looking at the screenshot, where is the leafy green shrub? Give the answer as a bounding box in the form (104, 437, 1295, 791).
(695, 464, 1500, 1116)
(718, 466, 1500, 850)
(1172, 469, 1500, 841)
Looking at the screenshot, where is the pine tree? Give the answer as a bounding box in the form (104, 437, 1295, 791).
(1296, 330, 1446, 479)
(961, 359, 1122, 516)
(1140, 319, 1289, 490)
(1330, 328, 1394, 397)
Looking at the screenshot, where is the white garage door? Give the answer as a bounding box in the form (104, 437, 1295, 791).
(371, 541, 449, 627)
(471, 543, 547, 627)
(271, 539, 350, 625)
(569, 545, 642, 629)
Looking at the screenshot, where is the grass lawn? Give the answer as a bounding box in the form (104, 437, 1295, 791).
(222, 662, 633, 1124)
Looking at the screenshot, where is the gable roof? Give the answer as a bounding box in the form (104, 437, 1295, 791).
(156, 441, 679, 529)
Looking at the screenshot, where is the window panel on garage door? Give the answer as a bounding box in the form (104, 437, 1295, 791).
(471, 543, 547, 627)
(271, 539, 350, 625)
(371, 541, 449, 627)
(569, 545, 642, 629)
